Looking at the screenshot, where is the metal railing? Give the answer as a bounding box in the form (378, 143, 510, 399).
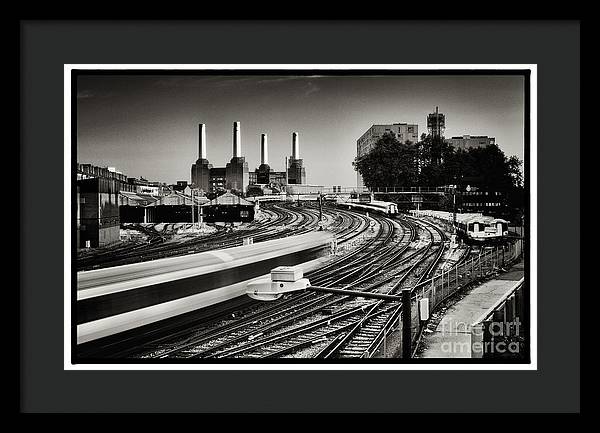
(369, 186, 452, 194)
(366, 238, 524, 358)
(317, 186, 455, 195)
(329, 238, 524, 359)
(407, 239, 523, 355)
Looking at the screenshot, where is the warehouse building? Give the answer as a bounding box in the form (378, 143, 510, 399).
(120, 190, 209, 223)
(118, 191, 158, 223)
(201, 191, 255, 223)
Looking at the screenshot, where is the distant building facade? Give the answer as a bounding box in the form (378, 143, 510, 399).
(357, 123, 419, 158)
(77, 163, 134, 192)
(446, 135, 496, 151)
(128, 176, 170, 196)
(209, 167, 227, 193)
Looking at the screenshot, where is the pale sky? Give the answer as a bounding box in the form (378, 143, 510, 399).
(77, 74, 525, 186)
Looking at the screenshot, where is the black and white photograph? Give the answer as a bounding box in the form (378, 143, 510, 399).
(20, 19, 580, 414)
(69, 66, 533, 365)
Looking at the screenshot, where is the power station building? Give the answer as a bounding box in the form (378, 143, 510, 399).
(190, 123, 212, 194)
(286, 131, 306, 184)
(190, 122, 308, 193)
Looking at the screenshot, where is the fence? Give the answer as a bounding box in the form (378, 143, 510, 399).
(319, 186, 454, 195)
(367, 238, 523, 358)
(370, 186, 452, 194)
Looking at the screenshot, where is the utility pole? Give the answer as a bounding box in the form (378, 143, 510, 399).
(452, 186, 457, 234)
(318, 192, 323, 231)
(191, 189, 194, 225)
(402, 289, 412, 359)
(197, 190, 202, 228)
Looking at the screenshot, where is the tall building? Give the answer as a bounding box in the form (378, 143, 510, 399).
(355, 123, 419, 187)
(256, 133, 271, 184)
(287, 132, 306, 185)
(225, 121, 250, 192)
(427, 106, 445, 138)
(446, 135, 496, 151)
(191, 123, 212, 193)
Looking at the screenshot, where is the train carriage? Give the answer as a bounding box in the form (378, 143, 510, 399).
(455, 214, 509, 244)
(411, 210, 509, 244)
(337, 198, 398, 216)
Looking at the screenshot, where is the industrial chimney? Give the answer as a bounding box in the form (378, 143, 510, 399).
(198, 123, 206, 160)
(233, 121, 241, 158)
(260, 134, 268, 165)
(292, 132, 299, 160)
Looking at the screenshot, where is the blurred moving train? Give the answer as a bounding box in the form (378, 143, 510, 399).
(76, 231, 335, 344)
(337, 197, 398, 216)
(412, 210, 509, 244)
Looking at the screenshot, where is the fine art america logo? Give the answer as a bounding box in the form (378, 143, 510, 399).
(439, 318, 524, 357)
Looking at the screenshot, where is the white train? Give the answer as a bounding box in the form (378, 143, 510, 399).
(412, 210, 509, 243)
(338, 198, 398, 216)
(76, 231, 334, 345)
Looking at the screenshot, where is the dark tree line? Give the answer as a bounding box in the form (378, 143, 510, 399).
(353, 132, 524, 191)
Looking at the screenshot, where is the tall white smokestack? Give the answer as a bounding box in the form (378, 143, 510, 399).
(233, 121, 241, 157)
(260, 134, 268, 165)
(199, 123, 206, 159)
(292, 132, 299, 159)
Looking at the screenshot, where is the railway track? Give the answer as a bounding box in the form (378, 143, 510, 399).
(79, 207, 466, 360)
(76, 202, 331, 271)
(131, 214, 450, 360)
(194, 217, 452, 360)
(76, 204, 373, 359)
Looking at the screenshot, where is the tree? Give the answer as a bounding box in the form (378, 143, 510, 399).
(507, 155, 524, 188)
(354, 132, 524, 194)
(353, 133, 418, 188)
